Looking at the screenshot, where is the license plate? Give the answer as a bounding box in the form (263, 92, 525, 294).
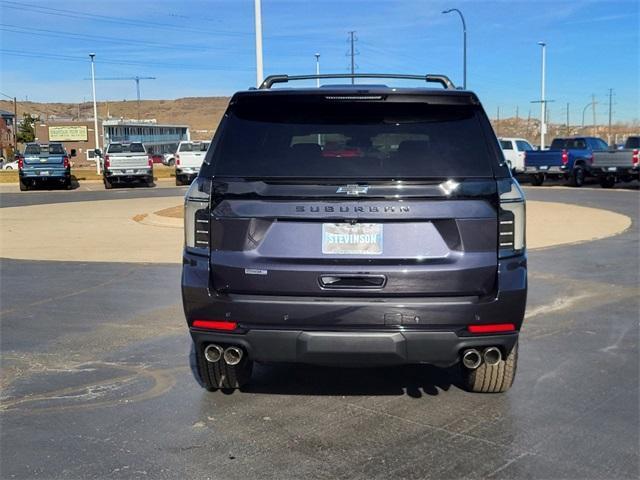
(608, 167, 617, 172)
(322, 223, 383, 255)
(525, 167, 537, 173)
(125, 169, 134, 174)
(39, 171, 49, 176)
(539, 165, 549, 171)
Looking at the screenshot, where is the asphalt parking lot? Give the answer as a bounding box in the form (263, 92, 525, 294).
(1, 185, 638, 479)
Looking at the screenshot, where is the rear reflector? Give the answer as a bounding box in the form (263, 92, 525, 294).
(468, 323, 516, 334)
(192, 320, 237, 331)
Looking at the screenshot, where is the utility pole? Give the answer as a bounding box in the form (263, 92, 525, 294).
(607, 88, 614, 144)
(315, 53, 321, 87)
(348, 31, 357, 84)
(89, 53, 100, 174)
(496, 106, 500, 136)
(254, 0, 264, 88)
(515, 106, 519, 121)
(592, 94, 597, 136)
(526, 109, 531, 139)
(565, 102, 570, 135)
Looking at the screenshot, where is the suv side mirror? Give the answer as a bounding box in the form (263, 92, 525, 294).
(70, 149, 77, 157)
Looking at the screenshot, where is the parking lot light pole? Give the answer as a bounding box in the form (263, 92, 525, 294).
(315, 53, 321, 87)
(254, 0, 264, 88)
(538, 42, 547, 150)
(89, 53, 100, 174)
(442, 8, 466, 89)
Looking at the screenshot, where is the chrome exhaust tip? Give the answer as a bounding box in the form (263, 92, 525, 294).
(204, 344, 223, 363)
(223, 346, 243, 366)
(462, 349, 482, 370)
(483, 347, 502, 366)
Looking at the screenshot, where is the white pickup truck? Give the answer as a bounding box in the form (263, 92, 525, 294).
(175, 141, 209, 185)
(499, 138, 534, 174)
(102, 142, 154, 189)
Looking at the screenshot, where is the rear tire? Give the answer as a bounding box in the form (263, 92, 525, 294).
(103, 177, 113, 190)
(599, 175, 616, 188)
(461, 342, 518, 393)
(569, 166, 585, 187)
(530, 174, 545, 186)
(194, 342, 253, 390)
(175, 176, 183, 186)
(146, 178, 155, 188)
(19, 178, 29, 191)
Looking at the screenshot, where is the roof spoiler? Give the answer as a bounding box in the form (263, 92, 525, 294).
(259, 73, 456, 90)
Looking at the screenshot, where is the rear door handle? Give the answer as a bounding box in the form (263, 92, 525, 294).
(319, 274, 386, 289)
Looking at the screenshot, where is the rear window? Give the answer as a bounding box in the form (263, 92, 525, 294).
(500, 140, 513, 150)
(550, 138, 587, 150)
(108, 143, 145, 153)
(625, 137, 639, 149)
(179, 142, 209, 152)
(24, 145, 41, 155)
(210, 100, 495, 178)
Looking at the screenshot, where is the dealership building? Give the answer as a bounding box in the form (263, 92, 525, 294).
(34, 119, 190, 165)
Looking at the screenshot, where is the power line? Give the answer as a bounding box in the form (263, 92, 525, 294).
(0, 0, 252, 37)
(0, 49, 253, 71)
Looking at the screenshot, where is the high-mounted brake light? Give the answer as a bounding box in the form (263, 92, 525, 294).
(468, 323, 516, 334)
(192, 320, 237, 331)
(561, 149, 569, 165)
(633, 149, 639, 166)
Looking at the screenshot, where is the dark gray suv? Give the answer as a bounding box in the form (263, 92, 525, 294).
(182, 74, 527, 393)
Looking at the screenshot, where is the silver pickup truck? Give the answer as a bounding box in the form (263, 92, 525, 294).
(102, 142, 154, 189)
(592, 136, 639, 188)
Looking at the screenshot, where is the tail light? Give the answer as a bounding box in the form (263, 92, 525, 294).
(175, 154, 180, 166)
(468, 323, 516, 334)
(561, 149, 569, 165)
(633, 149, 639, 166)
(18, 158, 23, 169)
(498, 178, 526, 258)
(185, 177, 210, 252)
(104, 155, 110, 168)
(192, 320, 237, 331)
(148, 156, 154, 168)
(63, 156, 69, 168)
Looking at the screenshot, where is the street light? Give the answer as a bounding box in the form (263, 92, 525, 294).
(442, 8, 467, 89)
(538, 42, 547, 149)
(89, 53, 100, 174)
(581, 102, 592, 129)
(314, 53, 321, 87)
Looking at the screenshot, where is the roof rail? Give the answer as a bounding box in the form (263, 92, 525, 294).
(259, 73, 455, 90)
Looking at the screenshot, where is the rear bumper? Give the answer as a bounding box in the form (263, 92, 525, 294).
(592, 166, 638, 176)
(190, 328, 518, 367)
(182, 252, 527, 366)
(525, 165, 566, 175)
(105, 168, 152, 182)
(20, 169, 69, 180)
(176, 167, 199, 177)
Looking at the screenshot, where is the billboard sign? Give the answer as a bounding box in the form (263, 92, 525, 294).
(48, 126, 88, 142)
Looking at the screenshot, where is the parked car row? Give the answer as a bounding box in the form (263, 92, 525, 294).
(8, 140, 211, 191)
(499, 135, 639, 188)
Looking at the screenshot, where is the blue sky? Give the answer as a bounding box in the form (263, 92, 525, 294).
(0, 0, 638, 122)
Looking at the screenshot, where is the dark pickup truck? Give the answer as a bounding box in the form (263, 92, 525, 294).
(591, 136, 639, 188)
(19, 143, 75, 191)
(524, 136, 609, 187)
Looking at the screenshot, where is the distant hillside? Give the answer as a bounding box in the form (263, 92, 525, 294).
(0, 97, 230, 141)
(1, 97, 637, 145)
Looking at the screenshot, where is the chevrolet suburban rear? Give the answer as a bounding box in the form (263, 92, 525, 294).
(182, 74, 527, 393)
